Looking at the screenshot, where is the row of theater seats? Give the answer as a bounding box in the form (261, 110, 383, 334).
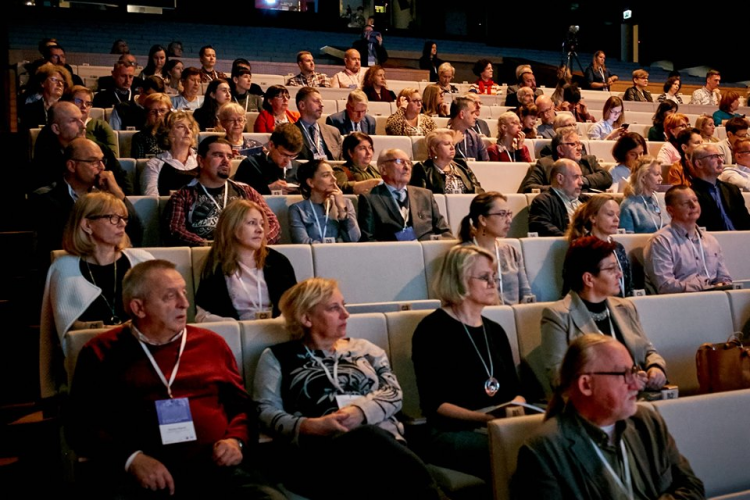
(61, 291, 750, 498)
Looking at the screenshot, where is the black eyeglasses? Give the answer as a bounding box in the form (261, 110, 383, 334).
(88, 214, 129, 225)
(583, 365, 640, 384)
(73, 157, 107, 167)
(74, 97, 93, 108)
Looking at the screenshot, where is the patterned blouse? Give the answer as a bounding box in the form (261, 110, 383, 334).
(385, 109, 436, 136)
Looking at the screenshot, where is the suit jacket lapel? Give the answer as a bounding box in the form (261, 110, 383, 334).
(377, 185, 404, 224)
(569, 292, 599, 336)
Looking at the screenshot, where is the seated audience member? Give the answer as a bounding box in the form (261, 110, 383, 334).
(192, 79, 231, 131)
(713, 91, 742, 126)
(130, 93, 171, 159)
(25, 42, 83, 92)
(550, 65, 572, 107)
(65, 85, 117, 155)
(196, 200, 296, 321)
(21, 63, 71, 131)
(411, 129, 484, 195)
(667, 128, 703, 186)
(520, 126, 611, 193)
(469, 58, 501, 95)
(696, 114, 719, 143)
(326, 89, 376, 135)
(609, 132, 647, 191)
(719, 137, 750, 191)
(658, 75, 683, 104)
(528, 159, 584, 236)
(32, 102, 131, 194)
(689, 143, 750, 231)
(459, 192, 532, 304)
(334, 132, 382, 194)
(536, 95, 556, 139)
(717, 116, 749, 165)
(109, 39, 129, 55)
(253, 278, 441, 500)
(218, 103, 263, 158)
(294, 87, 343, 161)
(537, 113, 578, 160)
(231, 67, 263, 112)
(354, 23, 389, 67)
(96, 54, 143, 94)
(645, 186, 732, 294)
(93, 61, 136, 109)
(512, 334, 703, 499)
(109, 76, 165, 131)
(331, 48, 365, 89)
(138, 44, 167, 80)
(542, 236, 664, 390)
(464, 92, 492, 137)
(519, 104, 538, 138)
(647, 100, 678, 141)
(141, 111, 199, 196)
(67, 259, 285, 500)
(620, 156, 671, 233)
(386, 88, 436, 136)
(198, 45, 228, 83)
(286, 51, 331, 87)
(412, 245, 524, 483)
(229, 59, 264, 97)
(171, 67, 204, 111)
(289, 160, 361, 244)
(505, 66, 544, 108)
(362, 65, 396, 102)
(437, 62, 459, 94)
(488, 111, 531, 162)
(421, 84, 450, 117)
(559, 84, 594, 123)
(657, 113, 689, 166)
(234, 123, 303, 195)
(584, 50, 617, 90)
(40, 192, 153, 397)
(623, 69, 653, 102)
(358, 148, 453, 241)
(32, 138, 142, 265)
(691, 69, 721, 106)
(419, 41, 443, 82)
(588, 96, 627, 140)
(167, 40, 183, 57)
(163, 59, 183, 96)
(449, 96, 489, 161)
(254, 85, 300, 133)
(162, 137, 280, 246)
(565, 196, 633, 297)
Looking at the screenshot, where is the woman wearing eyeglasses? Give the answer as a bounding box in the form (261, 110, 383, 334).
(459, 192, 531, 305)
(218, 103, 263, 158)
(254, 85, 300, 133)
(412, 245, 524, 484)
(40, 192, 154, 396)
(540, 236, 666, 396)
(385, 88, 436, 136)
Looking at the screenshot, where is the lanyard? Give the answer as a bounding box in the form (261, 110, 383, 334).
(640, 195, 663, 231)
(138, 329, 188, 399)
(309, 199, 330, 241)
(199, 182, 227, 212)
(234, 95, 249, 113)
(589, 439, 634, 500)
(304, 345, 343, 392)
(598, 68, 607, 89)
(689, 230, 711, 280)
(301, 123, 323, 156)
(234, 265, 266, 312)
(114, 88, 132, 104)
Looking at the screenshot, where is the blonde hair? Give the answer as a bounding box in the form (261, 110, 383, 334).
(202, 199, 269, 279)
(422, 84, 443, 116)
(159, 110, 199, 149)
(433, 245, 496, 307)
(62, 192, 131, 256)
(143, 92, 172, 110)
(624, 156, 660, 197)
(397, 87, 420, 101)
(425, 128, 456, 158)
(279, 277, 339, 340)
(37, 62, 73, 90)
(218, 102, 246, 121)
(496, 111, 520, 140)
(565, 194, 619, 242)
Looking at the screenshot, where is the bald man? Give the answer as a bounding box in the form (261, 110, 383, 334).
(331, 48, 366, 89)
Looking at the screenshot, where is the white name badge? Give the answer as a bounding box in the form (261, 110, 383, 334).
(255, 309, 273, 320)
(521, 294, 537, 304)
(271, 190, 283, 196)
(335, 394, 360, 409)
(313, 154, 327, 160)
(156, 398, 197, 445)
(323, 237, 337, 244)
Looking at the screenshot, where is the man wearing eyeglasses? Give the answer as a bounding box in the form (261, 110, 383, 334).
(512, 334, 704, 499)
(357, 148, 452, 241)
(719, 137, 750, 191)
(109, 76, 166, 131)
(689, 143, 750, 231)
(233, 123, 303, 195)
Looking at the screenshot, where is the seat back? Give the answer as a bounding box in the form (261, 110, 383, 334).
(611, 233, 652, 290)
(370, 135, 414, 160)
(711, 231, 750, 281)
(263, 195, 304, 244)
(127, 196, 160, 247)
(512, 301, 554, 398)
(469, 162, 531, 193)
(519, 237, 568, 302)
(488, 414, 545, 500)
(117, 130, 137, 159)
(726, 289, 750, 335)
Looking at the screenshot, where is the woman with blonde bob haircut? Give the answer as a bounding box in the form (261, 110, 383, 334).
(411, 128, 483, 194)
(141, 110, 200, 196)
(620, 156, 670, 233)
(40, 192, 153, 397)
(196, 199, 296, 322)
(412, 245, 524, 483)
(253, 277, 442, 500)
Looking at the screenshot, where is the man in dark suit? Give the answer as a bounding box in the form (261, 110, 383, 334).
(294, 87, 343, 161)
(528, 159, 584, 236)
(325, 90, 377, 136)
(520, 126, 611, 193)
(358, 148, 453, 241)
(352, 24, 388, 67)
(233, 123, 303, 195)
(512, 334, 704, 499)
(93, 61, 136, 109)
(690, 143, 750, 231)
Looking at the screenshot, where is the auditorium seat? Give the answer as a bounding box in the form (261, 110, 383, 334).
(469, 161, 531, 193)
(518, 237, 568, 302)
(487, 413, 545, 500)
(367, 101, 393, 117)
(421, 239, 461, 299)
(586, 140, 616, 162)
(117, 130, 137, 159)
(126, 195, 160, 247)
(118, 158, 136, 191)
(710, 231, 750, 281)
(512, 301, 554, 398)
(262, 195, 304, 244)
(370, 135, 413, 161)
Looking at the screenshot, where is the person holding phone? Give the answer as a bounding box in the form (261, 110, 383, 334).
(588, 96, 628, 140)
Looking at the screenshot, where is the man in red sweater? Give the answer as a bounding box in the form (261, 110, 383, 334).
(67, 260, 283, 499)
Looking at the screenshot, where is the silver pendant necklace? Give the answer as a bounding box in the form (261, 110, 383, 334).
(455, 309, 499, 397)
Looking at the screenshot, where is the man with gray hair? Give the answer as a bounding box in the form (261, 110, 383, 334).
(325, 89, 376, 135)
(331, 48, 365, 89)
(358, 148, 452, 241)
(505, 65, 544, 107)
(449, 96, 489, 161)
(463, 92, 491, 137)
(535, 95, 557, 139)
(528, 158, 585, 236)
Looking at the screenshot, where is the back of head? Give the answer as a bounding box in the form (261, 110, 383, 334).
(562, 84, 581, 104)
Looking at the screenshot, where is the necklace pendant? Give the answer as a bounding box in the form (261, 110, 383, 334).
(111, 315, 122, 325)
(485, 377, 500, 397)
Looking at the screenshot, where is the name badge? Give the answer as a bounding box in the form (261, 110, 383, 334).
(335, 394, 360, 409)
(271, 190, 283, 196)
(255, 309, 273, 320)
(394, 226, 417, 241)
(521, 294, 537, 304)
(323, 237, 337, 244)
(313, 154, 327, 161)
(156, 398, 197, 445)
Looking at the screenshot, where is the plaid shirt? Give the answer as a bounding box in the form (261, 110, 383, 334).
(164, 178, 280, 246)
(286, 72, 331, 88)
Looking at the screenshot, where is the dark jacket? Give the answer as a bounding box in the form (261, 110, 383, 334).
(528, 190, 582, 236)
(232, 153, 300, 196)
(352, 38, 388, 67)
(325, 110, 377, 136)
(410, 159, 484, 195)
(691, 177, 750, 231)
(519, 155, 612, 194)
